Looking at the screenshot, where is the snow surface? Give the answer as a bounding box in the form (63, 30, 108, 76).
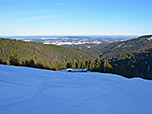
(0, 64, 152, 114)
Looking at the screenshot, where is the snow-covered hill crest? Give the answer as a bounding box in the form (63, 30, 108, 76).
(0, 64, 152, 114)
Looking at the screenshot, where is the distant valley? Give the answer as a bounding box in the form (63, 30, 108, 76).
(2, 35, 137, 46)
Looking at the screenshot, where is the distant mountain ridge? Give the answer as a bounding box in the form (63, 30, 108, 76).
(95, 35, 152, 79)
(97, 35, 152, 59)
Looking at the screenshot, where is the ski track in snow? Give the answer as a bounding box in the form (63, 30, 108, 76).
(0, 64, 152, 114)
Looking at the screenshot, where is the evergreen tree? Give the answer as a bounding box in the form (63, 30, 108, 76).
(25, 59, 35, 67)
(66, 63, 71, 68)
(104, 59, 112, 72)
(9, 53, 20, 65)
(78, 60, 82, 69)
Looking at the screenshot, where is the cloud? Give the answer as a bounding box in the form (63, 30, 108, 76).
(1, 15, 54, 23)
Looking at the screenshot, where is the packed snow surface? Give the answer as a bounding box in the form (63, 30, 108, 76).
(0, 64, 152, 114)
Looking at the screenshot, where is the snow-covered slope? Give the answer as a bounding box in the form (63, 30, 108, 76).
(0, 65, 152, 114)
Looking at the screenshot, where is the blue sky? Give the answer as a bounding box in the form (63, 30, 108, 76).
(0, 0, 152, 36)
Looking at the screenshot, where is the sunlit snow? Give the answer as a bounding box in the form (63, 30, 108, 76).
(0, 64, 152, 114)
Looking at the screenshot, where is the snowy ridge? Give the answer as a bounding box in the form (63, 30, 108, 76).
(43, 40, 102, 45)
(147, 37, 152, 41)
(0, 64, 152, 114)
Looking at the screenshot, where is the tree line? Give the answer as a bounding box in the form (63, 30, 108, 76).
(0, 38, 152, 80)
